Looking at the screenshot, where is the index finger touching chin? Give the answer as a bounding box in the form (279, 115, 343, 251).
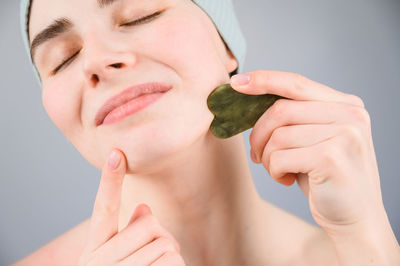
(84, 149, 127, 253)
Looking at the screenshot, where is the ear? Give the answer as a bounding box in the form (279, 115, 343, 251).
(217, 32, 238, 74)
(226, 48, 239, 74)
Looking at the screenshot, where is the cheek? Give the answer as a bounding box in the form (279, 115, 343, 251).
(42, 80, 81, 136)
(148, 12, 224, 80)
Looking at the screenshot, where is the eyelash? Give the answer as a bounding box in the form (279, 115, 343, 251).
(51, 50, 80, 75)
(121, 10, 163, 27)
(51, 11, 163, 76)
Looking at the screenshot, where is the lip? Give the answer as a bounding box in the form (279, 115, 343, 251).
(95, 82, 172, 127)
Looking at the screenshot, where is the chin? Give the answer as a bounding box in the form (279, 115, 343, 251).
(105, 120, 206, 174)
(81, 102, 213, 173)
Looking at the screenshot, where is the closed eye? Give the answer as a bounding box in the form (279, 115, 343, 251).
(120, 10, 163, 27)
(50, 11, 163, 76)
(52, 50, 80, 75)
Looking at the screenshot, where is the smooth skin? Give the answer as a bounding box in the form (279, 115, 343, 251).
(78, 149, 184, 265)
(13, 0, 399, 265)
(231, 70, 400, 265)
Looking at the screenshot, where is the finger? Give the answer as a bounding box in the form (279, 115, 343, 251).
(265, 144, 317, 186)
(118, 237, 178, 266)
(261, 124, 339, 173)
(259, 123, 338, 189)
(128, 203, 153, 226)
(230, 70, 364, 107)
(274, 173, 297, 187)
(84, 149, 126, 253)
(296, 173, 310, 198)
(150, 251, 186, 266)
(265, 136, 349, 186)
(126, 204, 180, 252)
(250, 99, 366, 163)
(98, 213, 181, 261)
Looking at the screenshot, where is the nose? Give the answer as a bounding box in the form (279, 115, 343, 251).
(82, 29, 137, 87)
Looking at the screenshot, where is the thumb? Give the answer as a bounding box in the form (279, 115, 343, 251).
(128, 203, 152, 225)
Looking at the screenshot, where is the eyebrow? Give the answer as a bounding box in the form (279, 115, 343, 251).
(30, 18, 73, 61)
(97, 0, 121, 8)
(30, 0, 121, 61)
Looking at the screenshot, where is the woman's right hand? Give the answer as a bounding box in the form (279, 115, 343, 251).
(78, 149, 185, 266)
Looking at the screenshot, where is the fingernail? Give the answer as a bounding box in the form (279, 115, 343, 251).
(108, 150, 121, 170)
(231, 73, 251, 87)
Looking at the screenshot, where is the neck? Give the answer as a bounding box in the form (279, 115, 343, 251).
(118, 132, 264, 265)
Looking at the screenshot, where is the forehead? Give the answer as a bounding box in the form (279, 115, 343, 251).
(28, 0, 129, 42)
(28, 0, 183, 43)
(28, 0, 88, 39)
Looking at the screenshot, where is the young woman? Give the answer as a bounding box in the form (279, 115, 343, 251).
(15, 0, 400, 265)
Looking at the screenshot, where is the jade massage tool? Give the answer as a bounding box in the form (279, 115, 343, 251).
(207, 83, 287, 139)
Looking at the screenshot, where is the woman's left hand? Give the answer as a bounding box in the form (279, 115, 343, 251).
(230, 70, 387, 237)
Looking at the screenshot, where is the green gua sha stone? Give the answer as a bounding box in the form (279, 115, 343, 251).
(207, 84, 287, 139)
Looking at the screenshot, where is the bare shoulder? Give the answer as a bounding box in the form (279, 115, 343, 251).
(11, 218, 90, 266)
(261, 201, 339, 266)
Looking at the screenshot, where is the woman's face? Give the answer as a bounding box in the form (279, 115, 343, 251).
(29, 0, 238, 172)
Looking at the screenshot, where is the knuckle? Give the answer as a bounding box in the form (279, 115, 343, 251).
(340, 124, 363, 142)
(270, 99, 287, 117)
(269, 127, 285, 147)
(157, 237, 177, 252)
(94, 204, 118, 217)
(293, 73, 309, 92)
(339, 124, 365, 154)
(320, 142, 341, 167)
(349, 106, 371, 128)
(347, 94, 365, 108)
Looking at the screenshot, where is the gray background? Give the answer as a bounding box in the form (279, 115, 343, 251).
(1, 0, 399, 264)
